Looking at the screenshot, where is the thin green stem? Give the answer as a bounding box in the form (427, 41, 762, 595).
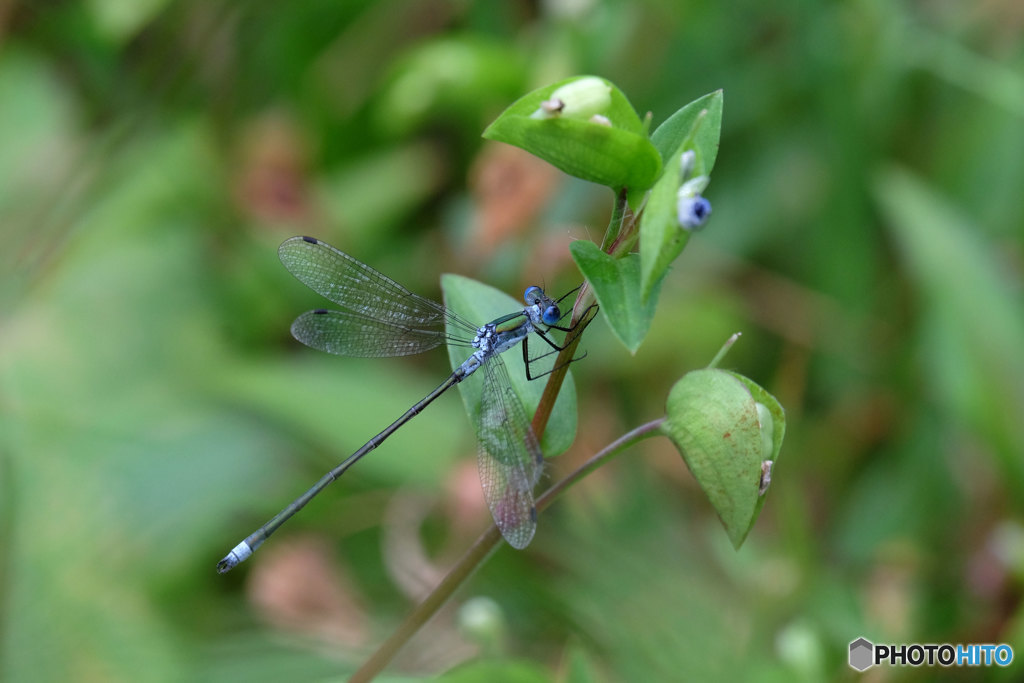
(605, 189, 645, 258)
(707, 332, 741, 369)
(535, 417, 664, 513)
(348, 418, 666, 682)
(599, 188, 630, 252)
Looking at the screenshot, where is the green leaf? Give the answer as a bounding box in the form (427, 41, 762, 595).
(728, 370, 785, 533)
(661, 369, 784, 549)
(638, 91, 724, 302)
(650, 90, 724, 176)
(483, 75, 662, 191)
(569, 240, 663, 354)
(728, 372, 786, 465)
(639, 148, 690, 302)
(442, 274, 578, 457)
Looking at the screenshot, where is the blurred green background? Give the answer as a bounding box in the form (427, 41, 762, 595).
(2, 1, 1023, 681)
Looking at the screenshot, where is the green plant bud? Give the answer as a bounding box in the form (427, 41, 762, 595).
(531, 76, 612, 120)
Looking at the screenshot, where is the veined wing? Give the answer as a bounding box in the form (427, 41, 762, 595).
(476, 356, 543, 549)
(279, 236, 477, 334)
(290, 309, 468, 357)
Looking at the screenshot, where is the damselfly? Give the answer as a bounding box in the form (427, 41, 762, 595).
(217, 236, 584, 572)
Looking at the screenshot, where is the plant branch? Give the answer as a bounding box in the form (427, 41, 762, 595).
(530, 291, 597, 439)
(348, 417, 665, 682)
(352, 185, 655, 681)
(532, 188, 633, 438)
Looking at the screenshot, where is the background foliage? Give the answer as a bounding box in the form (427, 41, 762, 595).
(2, 1, 1023, 680)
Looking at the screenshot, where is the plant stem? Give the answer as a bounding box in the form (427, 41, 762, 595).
(349, 528, 502, 683)
(707, 332, 742, 369)
(348, 418, 665, 682)
(532, 188, 632, 438)
(599, 188, 630, 252)
(353, 182, 653, 682)
(530, 289, 597, 439)
(535, 417, 664, 513)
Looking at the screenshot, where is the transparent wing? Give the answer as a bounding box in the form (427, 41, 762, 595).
(476, 356, 543, 549)
(279, 236, 478, 335)
(290, 309, 466, 357)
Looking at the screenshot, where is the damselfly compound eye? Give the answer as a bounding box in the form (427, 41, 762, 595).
(524, 286, 543, 305)
(542, 305, 560, 326)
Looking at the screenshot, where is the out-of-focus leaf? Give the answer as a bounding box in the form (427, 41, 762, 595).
(0, 50, 77, 307)
(316, 142, 448, 251)
(212, 356, 468, 485)
(483, 76, 662, 191)
(0, 50, 75, 207)
(442, 274, 578, 457)
(0, 131, 272, 681)
(569, 240, 663, 354)
(552, 521, 746, 680)
(437, 658, 551, 683)
(662, 369, 783, 548)
(874, 167, 1024, 484)
(562, 642, 603, 683)
(87, 0, 170, 42)
(375, 36, 526, 136)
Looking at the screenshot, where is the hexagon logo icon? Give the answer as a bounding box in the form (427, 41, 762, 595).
(849, 637, 874, 671)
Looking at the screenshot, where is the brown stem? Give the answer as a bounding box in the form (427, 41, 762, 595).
(348, 418, 665, 682)
(349, 526, 502, 683)
(351, 182, 647, 681)
(530, 285, 598, 438)
(532, 189, 634, 437)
